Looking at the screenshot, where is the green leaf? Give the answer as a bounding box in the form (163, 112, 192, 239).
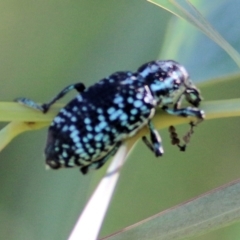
(151, 0, 240, 81)
(148, 0, 240, 70)
(102, 179, 240, 240)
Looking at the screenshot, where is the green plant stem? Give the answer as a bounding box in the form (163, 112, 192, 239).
(0, 99, 239, 152)
(0, 121, 48, 151)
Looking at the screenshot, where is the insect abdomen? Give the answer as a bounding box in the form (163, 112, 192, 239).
(45, 72, 157, 169)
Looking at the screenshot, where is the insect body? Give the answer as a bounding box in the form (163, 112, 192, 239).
(16, 60, 204, 174)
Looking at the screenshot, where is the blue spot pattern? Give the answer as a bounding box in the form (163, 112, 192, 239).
(45, 71, 155, 170)
(42, 60, 204, 174)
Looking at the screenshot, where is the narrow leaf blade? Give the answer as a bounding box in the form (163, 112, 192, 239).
(102, 179, 240, 240)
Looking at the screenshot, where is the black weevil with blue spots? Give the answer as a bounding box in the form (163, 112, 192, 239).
(16, 60, 204, 174)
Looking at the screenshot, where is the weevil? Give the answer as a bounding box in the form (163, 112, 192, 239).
(16, 60, 204, 174)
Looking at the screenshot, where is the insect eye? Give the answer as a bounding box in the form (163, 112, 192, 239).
(185, 88, 202, 107)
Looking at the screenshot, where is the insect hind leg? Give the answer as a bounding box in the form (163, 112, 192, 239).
(15, 82, 86, 113)
(42, 83, 85, 113)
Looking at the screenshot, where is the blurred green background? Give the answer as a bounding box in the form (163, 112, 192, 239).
(0, 0, 240, 239)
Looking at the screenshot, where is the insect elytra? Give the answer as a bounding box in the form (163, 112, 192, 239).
(16, 60, 204, 174)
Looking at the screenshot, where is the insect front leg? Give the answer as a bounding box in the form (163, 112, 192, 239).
(15, 82, 86, 113)
(163, 106, 204, 151)
(80, 142, 122, 174)
(162, 106, 204, 120)
(168, 125, 186, 151)
(142, 121, 164, 157)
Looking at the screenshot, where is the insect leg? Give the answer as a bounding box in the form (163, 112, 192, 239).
(168, 125, 186, 151)
(80, 142, 122, 174)
(15, 83, 86, 113)
(182, 120, 203, 145)
(142, 121, 164, 157)
(163, 106, 204, 151)
(162, 106, 204, 120)
(173, 94, 184, 110)
(42, 83, 85, 113)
